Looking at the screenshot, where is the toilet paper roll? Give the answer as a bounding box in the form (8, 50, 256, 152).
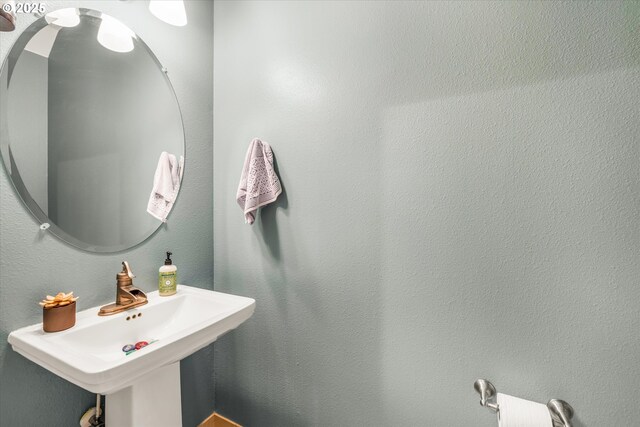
(497, 393, 553, 427)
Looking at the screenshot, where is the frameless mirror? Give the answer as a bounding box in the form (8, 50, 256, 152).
(0, 8, 185, 252)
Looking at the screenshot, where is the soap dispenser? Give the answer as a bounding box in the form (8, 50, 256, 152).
(158, 252, 177, 296)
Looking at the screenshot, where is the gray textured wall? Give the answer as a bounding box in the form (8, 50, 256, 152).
(0, 1, 213, 426)
(213, 1, 639, 426)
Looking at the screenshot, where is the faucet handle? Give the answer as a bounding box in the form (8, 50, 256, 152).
(116, 261, 136, 288)
(122, 261, 135, 279)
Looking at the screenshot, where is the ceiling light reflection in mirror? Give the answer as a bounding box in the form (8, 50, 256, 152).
(45, 8, 80, 28)
(97, 14, 135, 53)
(26, 9, 134, 57)
(25, 9, 79, 58)
(149, 0, 187, 27)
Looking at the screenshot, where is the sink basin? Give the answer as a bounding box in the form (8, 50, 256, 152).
(8, 285, 255, 426)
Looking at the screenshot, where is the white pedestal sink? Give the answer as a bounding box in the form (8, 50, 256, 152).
(8, 285, 255, 427)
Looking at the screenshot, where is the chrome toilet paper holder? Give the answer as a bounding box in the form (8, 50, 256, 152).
(474, 379, 575, 427)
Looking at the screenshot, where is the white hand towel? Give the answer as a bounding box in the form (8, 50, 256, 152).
(236, 138, 282, 224)
(147, 151, 184, 222)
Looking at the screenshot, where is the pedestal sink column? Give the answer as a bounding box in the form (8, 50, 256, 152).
(106, 362, 182, 427)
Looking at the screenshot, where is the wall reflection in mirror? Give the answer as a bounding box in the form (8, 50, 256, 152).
(0, 8, 185, 252)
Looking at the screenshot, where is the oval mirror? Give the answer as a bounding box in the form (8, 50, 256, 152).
(0, 8, 184, 252)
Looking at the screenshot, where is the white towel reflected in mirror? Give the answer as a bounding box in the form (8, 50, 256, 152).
(147, 151, 184, 222)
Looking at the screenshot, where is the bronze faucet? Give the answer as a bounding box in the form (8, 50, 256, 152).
(98, 262, 148, 316)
